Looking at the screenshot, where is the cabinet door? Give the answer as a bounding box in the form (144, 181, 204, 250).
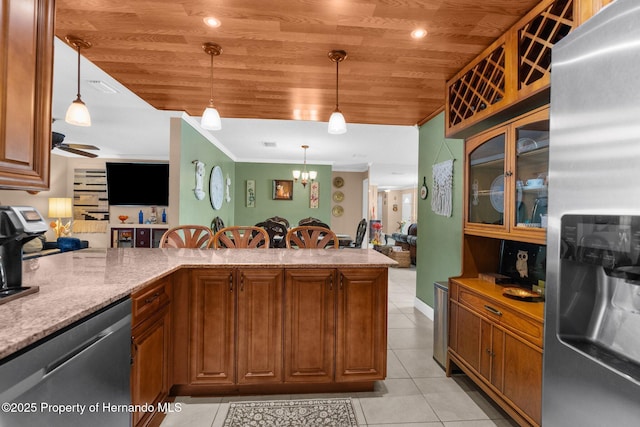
(135, 228, 150, 248)
(503, 334, 542, 425)
(511, 108, 549, 237)
(284, 269, 335, 383)
(336, 268, 387, 382)
(0, 0, 53, 191)
(131, 309, 170, 427)
(455, 304, 482, 371)
(190, 269, 235, 385)
(465, 127, 507, 231)
(480, 320, 504, 391)
(237, 269, 283, 384)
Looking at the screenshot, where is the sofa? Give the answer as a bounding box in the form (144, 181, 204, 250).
(391, 223, 417, 265)
(23, 236, 89, 259)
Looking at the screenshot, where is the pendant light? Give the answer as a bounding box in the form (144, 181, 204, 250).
(201, 42, 223, 130)
(65, 36, 92, 127)
(292, 145, 317, 187)
(327, 50, 347, 135)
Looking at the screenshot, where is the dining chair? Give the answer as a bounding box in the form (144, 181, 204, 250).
(210, 226, 270, 249)
(348, 218, 368, 248)
(298, 217, 330, 229)
(255, 220, 288, 248)
(286, 225, 339, 249)
(159, 225, 214, 248)
(211, 216, 225, 233)
(266, 216, 290, 229)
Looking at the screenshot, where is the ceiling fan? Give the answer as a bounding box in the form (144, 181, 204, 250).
(51, 131, 99, 158)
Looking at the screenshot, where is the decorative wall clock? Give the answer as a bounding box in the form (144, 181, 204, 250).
(210, 165, 224, 210)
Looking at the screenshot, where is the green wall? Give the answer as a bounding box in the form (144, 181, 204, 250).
(179, 121, 235, 227)
(234, 162, 332, 226)
(416, 112, 464, 307)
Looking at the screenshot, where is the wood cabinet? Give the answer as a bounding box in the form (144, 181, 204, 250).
(464, 107, 549, 245)
(448, 279, 543, 427)
(284, 268, 388, 384)
(284, 269, 335, 383)
(236, 269, 284, 384)
(189, 268, 284, 386)
(445, 0, 610, 138)
(0, 0, 54, 191)
(335, 268, 388, 382)
(190, 268, 235, 385)
(131, 276, 172, 427)
(177, 266, 388, 394)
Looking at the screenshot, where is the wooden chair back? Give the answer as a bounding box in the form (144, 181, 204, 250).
(266, 216, 290, 229)
(211, 216, 225, 233)
(286, 225, 339, 249)
(211, 226, 270, 249)
(159, 225, 214, 248)
(298, 217, 330, 229)
(352, 218, 368, 248)
(255, 220, 288, 248)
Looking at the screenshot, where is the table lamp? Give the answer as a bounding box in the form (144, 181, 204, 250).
(49, 197, 73, 238)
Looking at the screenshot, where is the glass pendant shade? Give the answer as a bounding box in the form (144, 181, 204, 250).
(65, 97, 91, 127)
(309, 170, 317, 180)
(201, 103, 222, 130)
(328, 110, 347, 134)
(202, 42, 223, 131)
(292, 170, 301, 180)
(65, 36, 92, 127)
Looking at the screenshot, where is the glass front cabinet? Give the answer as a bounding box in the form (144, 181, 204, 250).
(464, 106, 549, 244)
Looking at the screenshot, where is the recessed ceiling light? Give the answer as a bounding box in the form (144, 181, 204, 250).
(203, 16, 221, 28)
(411, 28, 428, 39)
(263, 141, 277, 148)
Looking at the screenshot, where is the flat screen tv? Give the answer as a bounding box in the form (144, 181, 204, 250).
(106, 162, 169, 206)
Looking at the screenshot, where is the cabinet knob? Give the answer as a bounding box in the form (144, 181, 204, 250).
(504, 171, 513, 177)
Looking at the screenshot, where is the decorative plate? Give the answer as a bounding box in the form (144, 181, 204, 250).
(489, 175, 522, 213)
(332, 191, 344, 202)
(502, 287, 543, 301)
(516, 137, 538, 154)
(333, 176, 344, 188)
(332, 205, 344, 217)
(209, 165, 224, 210)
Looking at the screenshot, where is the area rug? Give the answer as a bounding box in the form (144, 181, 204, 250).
(222, 398, 359, 426)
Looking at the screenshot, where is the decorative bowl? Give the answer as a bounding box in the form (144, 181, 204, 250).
(118, 215, 129, 223)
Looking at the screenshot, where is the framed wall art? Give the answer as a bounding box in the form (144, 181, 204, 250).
(310, 182, 319, 208)
(246, 180, 256, 207)
(272, 179, 293, 200)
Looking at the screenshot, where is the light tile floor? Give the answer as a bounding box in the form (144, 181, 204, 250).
(160, 266, 518, 427)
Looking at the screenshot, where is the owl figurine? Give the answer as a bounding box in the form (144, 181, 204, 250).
(516, 250, 529, 278)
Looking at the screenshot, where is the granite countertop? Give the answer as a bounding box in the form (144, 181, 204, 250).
(0, 248, 395, 360)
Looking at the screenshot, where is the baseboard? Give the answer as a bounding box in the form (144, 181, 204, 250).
(414, 297, 434, 320)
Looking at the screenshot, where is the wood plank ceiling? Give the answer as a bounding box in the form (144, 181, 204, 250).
(54, 0, 541, 127)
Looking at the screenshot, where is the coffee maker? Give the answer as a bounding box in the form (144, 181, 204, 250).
(0, 206, 48, 289)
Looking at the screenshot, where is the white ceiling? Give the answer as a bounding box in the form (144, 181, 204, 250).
(51, 38, 419, 190)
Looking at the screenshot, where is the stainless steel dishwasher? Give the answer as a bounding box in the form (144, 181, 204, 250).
(0, 298, 132, 427)
(433, 281, 448, 369)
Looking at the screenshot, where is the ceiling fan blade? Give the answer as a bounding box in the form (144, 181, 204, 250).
(58, 146, 98, 158)
(63, 143, 100, 150)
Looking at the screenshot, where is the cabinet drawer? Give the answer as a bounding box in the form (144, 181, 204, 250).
(459, 289, 543, 347)
(132, 278, 171, 327)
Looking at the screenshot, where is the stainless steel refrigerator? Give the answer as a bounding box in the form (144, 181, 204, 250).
(544, 0, 640, 425)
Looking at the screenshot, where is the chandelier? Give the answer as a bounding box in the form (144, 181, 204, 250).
(292, 145, 317, 187)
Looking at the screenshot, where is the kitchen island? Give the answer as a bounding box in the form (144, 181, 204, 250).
(0, 248, 394, 426)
